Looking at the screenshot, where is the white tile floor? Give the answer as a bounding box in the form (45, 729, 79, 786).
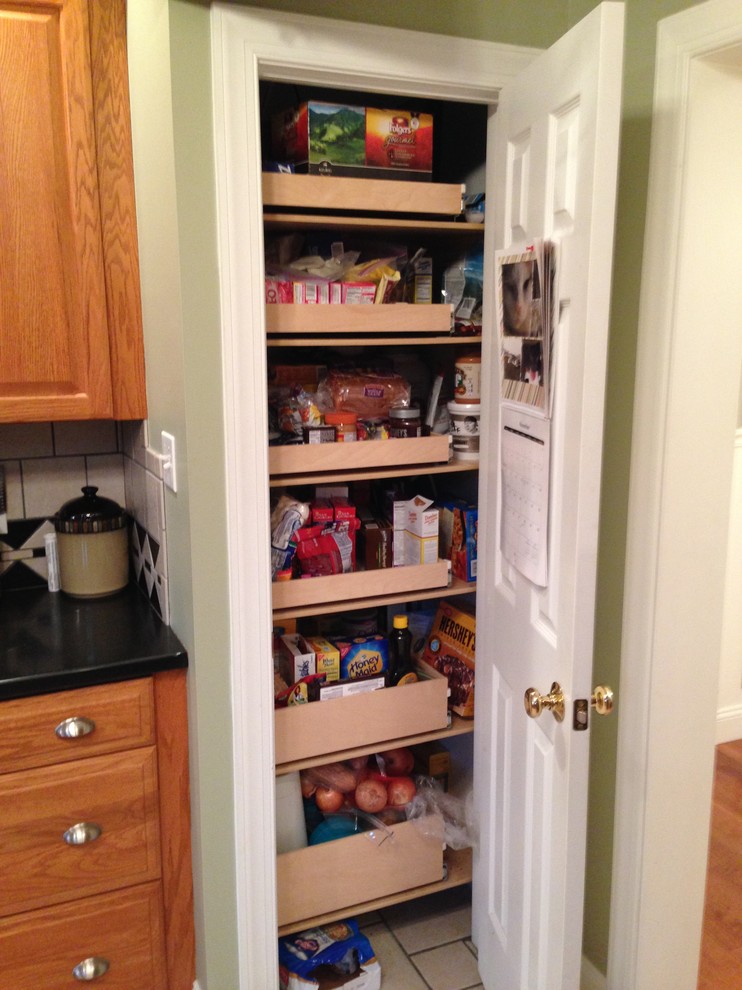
(358, 885, 482, 990)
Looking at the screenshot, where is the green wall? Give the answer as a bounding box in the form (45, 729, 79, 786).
(129, 2, 236, 987)
(147, 0, 703, 985)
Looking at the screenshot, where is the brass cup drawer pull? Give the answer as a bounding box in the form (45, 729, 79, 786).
(72, 956, 110, 981)
(63, 822, 102, 846)
(55, 716, 96, 739)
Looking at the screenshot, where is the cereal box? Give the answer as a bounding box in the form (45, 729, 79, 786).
(278, 634, 315, 685)
(439, 499, 477, 583)
(302, 636, 340, 683)
(418, 601, 476, 718)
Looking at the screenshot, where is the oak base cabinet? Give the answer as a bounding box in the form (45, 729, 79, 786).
(0, 672, 194, 990)
(0, 883, 168, 990)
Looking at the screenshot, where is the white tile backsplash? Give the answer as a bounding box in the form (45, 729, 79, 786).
(3, 460, 23, 519)
(22, 456, 87, 516)
(145, 465, 166, 534)
(127, 458, 147, 526)
(0, 419, 171, 624)
(0, 423, 54, 459)
(53, 420, 119, 455)
(87, 454, 127, 507)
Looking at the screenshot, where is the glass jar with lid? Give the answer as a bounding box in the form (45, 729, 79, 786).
(389, 406, 422, 438)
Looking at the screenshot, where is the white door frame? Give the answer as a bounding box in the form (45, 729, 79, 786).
(608, 2, 742, 988)
(210, 8, 537, 985)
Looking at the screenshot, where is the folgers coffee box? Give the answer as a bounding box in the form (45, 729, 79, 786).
(419, 601, 476, 718)
(272, 101, 433, 181)
(366, 107, 433, 177)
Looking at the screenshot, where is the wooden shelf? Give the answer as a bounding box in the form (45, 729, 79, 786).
(265, 303, 453, 336)
(263, 173, 464, 216)
(269, 458, 478, 488)
(269, 334, 482, 349)
(264, 211, 483, 235)
(269, 433, 450, 476)
(276, 714, 474, 776)
(272, 560, 450, 612)
(277, 846, 472, 937)
(272, 575, 475, 622)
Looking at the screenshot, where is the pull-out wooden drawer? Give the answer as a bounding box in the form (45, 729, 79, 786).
(0, 679, 155, 773)
(275, 665, 449, 765)
(0, 748, 160, 916)
(0, 882, 168, 990)
(276, 815, 444, 928)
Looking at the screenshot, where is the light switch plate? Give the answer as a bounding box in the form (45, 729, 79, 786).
(161, 431, 177, 493)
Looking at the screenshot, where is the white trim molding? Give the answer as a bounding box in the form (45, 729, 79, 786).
(609, 2, 742, 989)
(209, 6, 535, 987)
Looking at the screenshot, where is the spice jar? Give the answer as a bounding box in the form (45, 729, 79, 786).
(324, 410, 357, 442)
(389, 406, 422, 438)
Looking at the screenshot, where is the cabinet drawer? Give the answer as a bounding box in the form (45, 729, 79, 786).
(275, 665, 449, 765)
(0, 882, 167, 990)
(0, 679, 155, 773)
(276, 816, 444, 928)
(0, 748, 160, 917)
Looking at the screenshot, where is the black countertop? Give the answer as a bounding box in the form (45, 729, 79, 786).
(0, 585, 188, 701)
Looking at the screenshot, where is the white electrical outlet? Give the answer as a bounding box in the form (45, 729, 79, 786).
(161, 431, 177, 493)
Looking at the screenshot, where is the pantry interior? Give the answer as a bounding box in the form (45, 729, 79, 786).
(265, 77, 487, 944)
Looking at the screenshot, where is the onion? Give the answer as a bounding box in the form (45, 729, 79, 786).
(354, 777, 388, 814)
(378, 747, 415, 776)
(315, 786, 344, 814)
(387, 776, 417, 807)
(300, 773, 316, 799)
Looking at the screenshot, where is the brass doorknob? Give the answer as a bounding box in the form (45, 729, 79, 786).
(591, 685, 614, 715)
(524, 682, 565, 722)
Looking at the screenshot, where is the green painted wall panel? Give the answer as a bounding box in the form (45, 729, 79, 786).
(234, 0, 568, 48)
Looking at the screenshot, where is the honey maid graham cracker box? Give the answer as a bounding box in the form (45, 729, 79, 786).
(419, 600, 476, 718)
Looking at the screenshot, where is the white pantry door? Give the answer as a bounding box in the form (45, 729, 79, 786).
(473, 5, 624, 989)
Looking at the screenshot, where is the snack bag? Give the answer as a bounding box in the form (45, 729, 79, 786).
(278, 918, 381, 990)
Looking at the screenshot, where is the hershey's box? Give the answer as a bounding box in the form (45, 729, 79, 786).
(418, 601, 476, 718)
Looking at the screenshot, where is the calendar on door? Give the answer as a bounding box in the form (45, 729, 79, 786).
(500, 406, 550, 586)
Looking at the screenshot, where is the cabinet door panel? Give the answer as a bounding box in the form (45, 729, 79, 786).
(0, 748, 161, 916)
(0, 0, 113, 421)
(0, 882, 168, 990)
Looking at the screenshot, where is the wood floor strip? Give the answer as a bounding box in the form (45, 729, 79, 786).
(697, 739, 742, 990)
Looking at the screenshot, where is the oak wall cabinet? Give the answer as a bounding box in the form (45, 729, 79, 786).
(0, 0, 147, 423)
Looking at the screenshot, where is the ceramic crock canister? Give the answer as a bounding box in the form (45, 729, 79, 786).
(54, 486, 129, 598)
